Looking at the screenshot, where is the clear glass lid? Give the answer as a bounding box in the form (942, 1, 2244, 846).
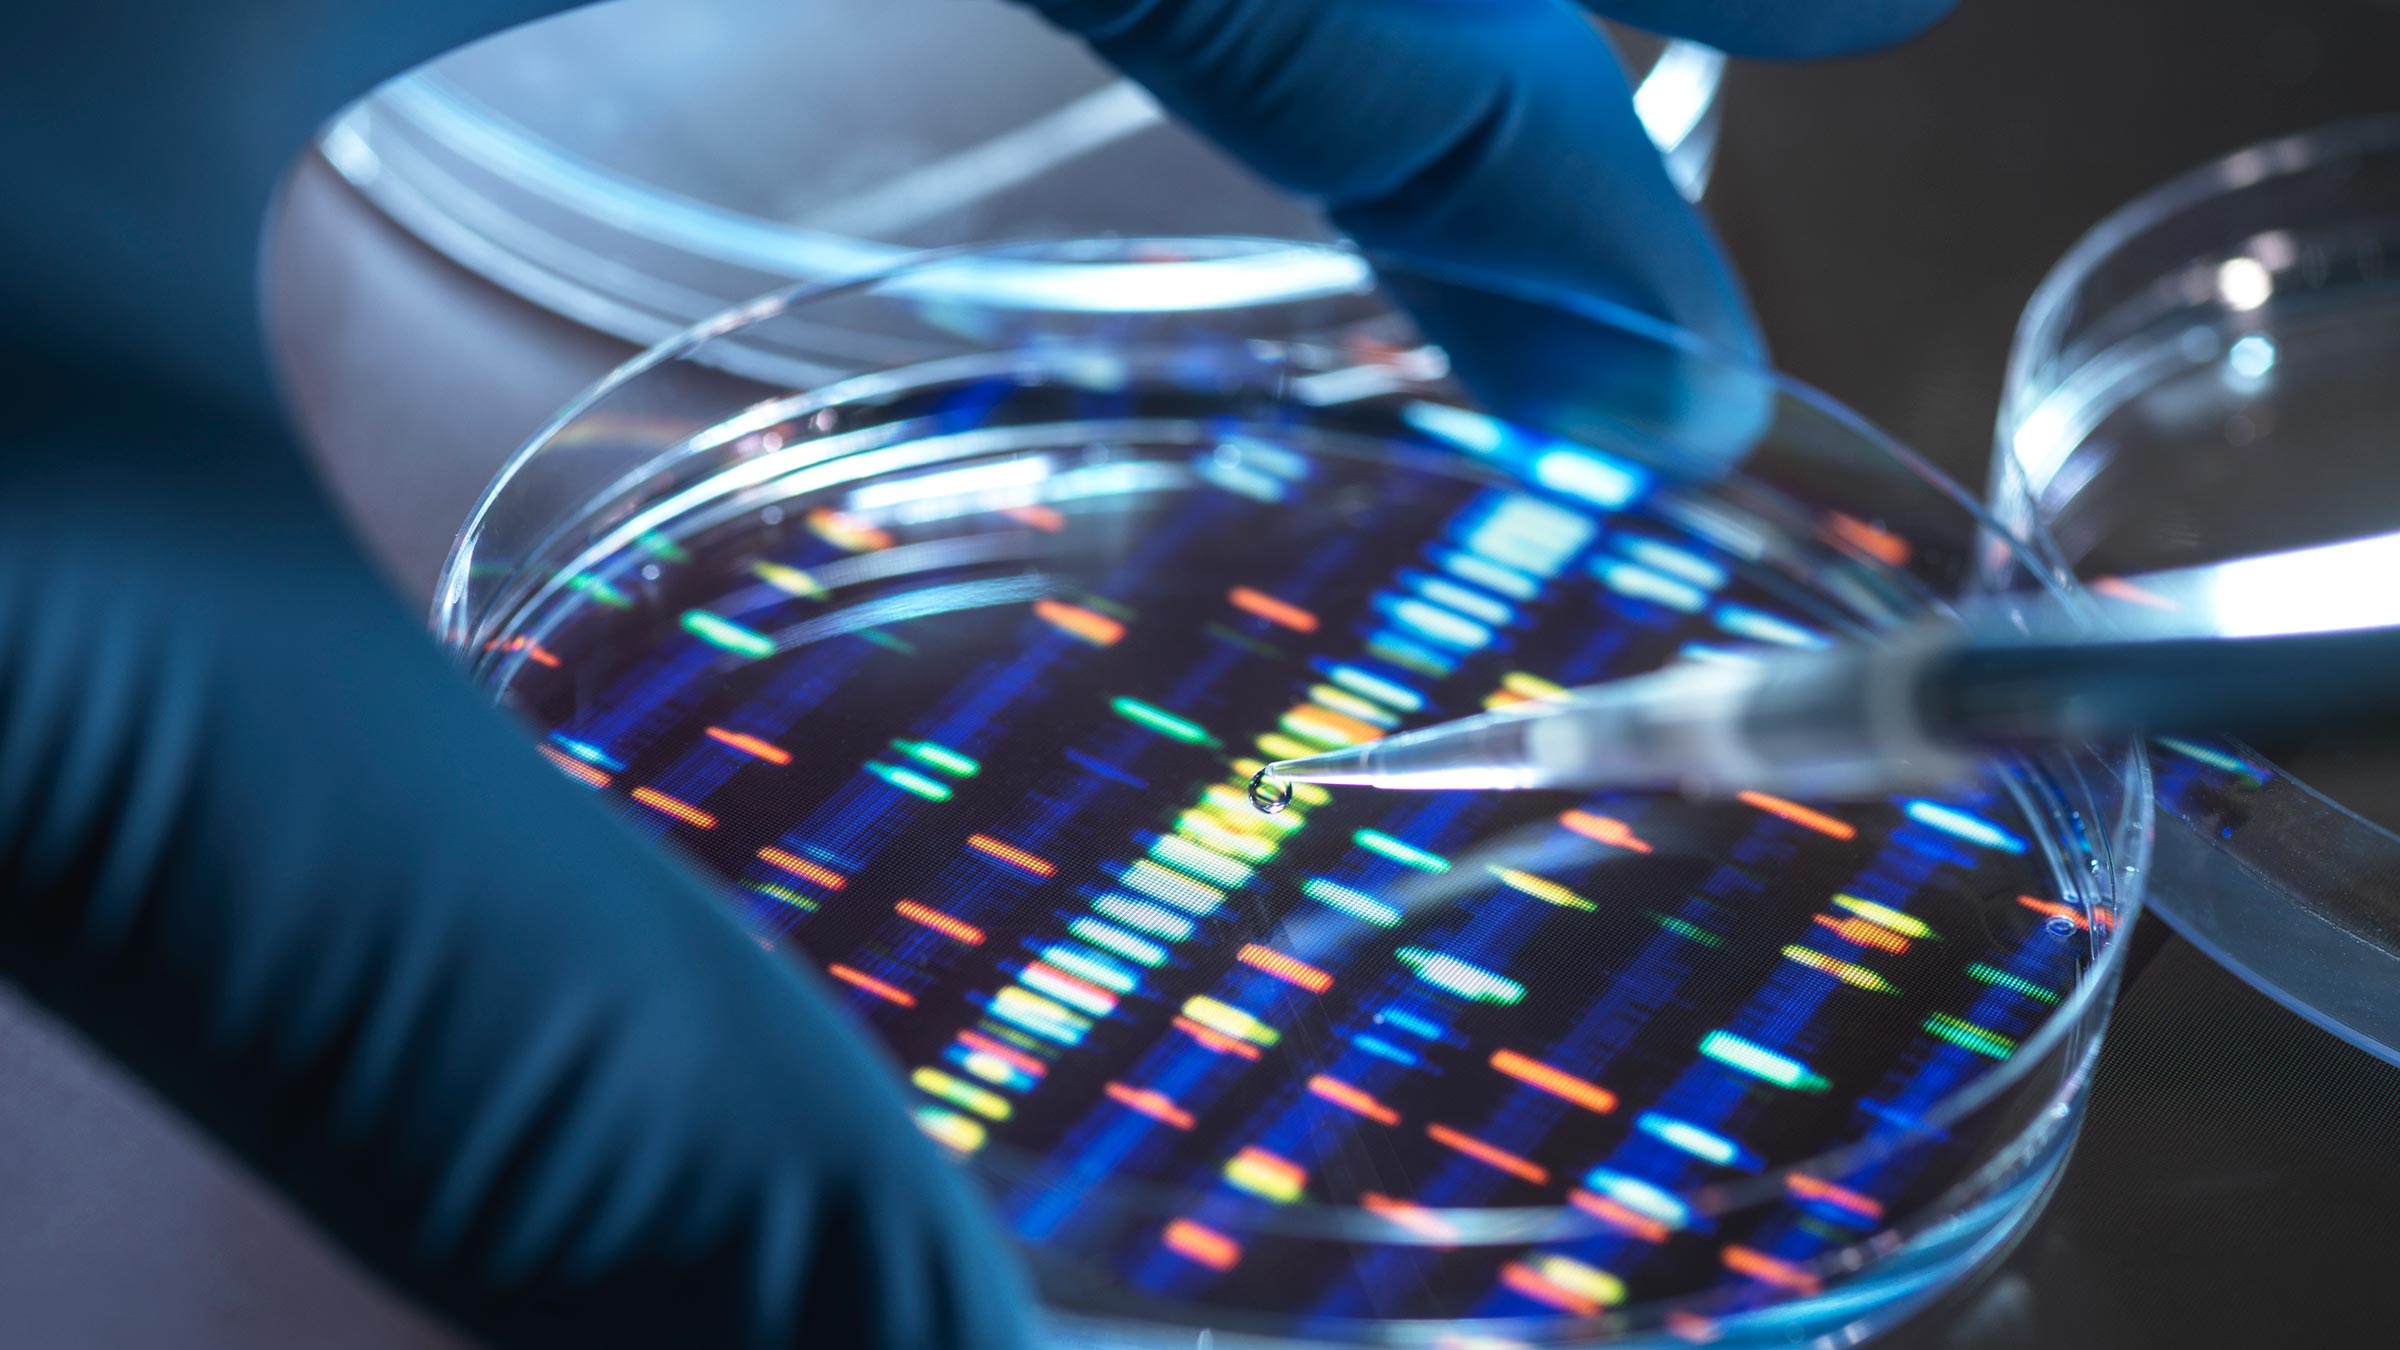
(322, 0, 1725, 347)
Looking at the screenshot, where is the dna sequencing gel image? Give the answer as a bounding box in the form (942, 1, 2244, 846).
(478, 382, 2098, 1337)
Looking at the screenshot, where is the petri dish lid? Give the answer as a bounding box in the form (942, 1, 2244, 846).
(319, 0, 1724, 348)
(1997, 113, 2400, 1067)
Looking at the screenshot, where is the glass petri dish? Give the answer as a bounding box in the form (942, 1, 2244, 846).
(441, 239, 2147, 1347)
(1997, 114, 2400, 1067)
(321, 0, 1723, 351)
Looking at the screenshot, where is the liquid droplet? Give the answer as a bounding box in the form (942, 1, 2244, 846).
(1249, 767, 1294, 815)
(2044, 915, 2077, 937)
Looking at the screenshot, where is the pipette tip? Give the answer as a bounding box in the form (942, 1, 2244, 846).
(1260, 749, 1376, 788)
(1247, 767, 1296, 814)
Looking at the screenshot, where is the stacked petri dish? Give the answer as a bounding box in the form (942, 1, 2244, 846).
(322, 0, 1723, 350)
(1997, 115, 2400, 1067)
(442, 240, 2147, 1347)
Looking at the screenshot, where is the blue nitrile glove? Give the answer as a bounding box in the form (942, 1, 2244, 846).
(1016, 0, 1955, 470)
(3, 2, 1947, 1347)
(5, 5, 1039, 1348)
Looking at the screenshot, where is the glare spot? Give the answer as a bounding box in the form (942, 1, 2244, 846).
(2227, 334, 2277, 379)
(2216, 257, 2273, 312)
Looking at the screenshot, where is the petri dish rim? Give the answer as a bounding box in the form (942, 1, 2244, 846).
(438, 237, 2150, 1315)
(2004, 110, 2400, 452)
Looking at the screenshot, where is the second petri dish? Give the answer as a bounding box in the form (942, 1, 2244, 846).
(1997, 115, 2400, 1067)
(444, 240, 2146, 1347)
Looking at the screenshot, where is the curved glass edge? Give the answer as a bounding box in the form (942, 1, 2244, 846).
(1038, 1114, 2080, 1348)
(1998, 111, 2400, 492)
(433, 236, 1381, 652)
(443, 235, 2102, 650)
(347, 82, 1371, 316)
(317, 33, 1722, 346)
(1991, 114, 2400, 1071)
(437, 241, 2151, 1279)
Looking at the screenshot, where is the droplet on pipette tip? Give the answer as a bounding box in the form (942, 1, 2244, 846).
(1249, 767, 1294, 815)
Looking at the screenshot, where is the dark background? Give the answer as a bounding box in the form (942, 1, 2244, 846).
(1714, 1, 2400, 1344)
(4, 0, 2397, 1345)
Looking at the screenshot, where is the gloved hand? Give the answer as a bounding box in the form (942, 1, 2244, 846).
(9, 3, 1044, 1345)
(2, 2, 1949, 1348)
(1020, 0, 1959, 359)
(1017, 0, 1956, 472)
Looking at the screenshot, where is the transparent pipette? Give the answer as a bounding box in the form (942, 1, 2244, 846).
(1264, 532, 2400, 803)
(1263, 630, 1974, 801)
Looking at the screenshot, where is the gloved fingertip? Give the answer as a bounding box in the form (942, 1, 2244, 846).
(1005, 0, 1169, 43)
(1581, 0, 1960, 60)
